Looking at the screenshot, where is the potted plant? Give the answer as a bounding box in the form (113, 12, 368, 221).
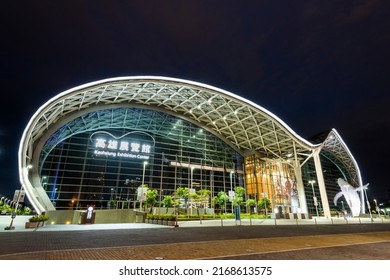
(162, 214, 169, 225)
(145, 214, 152, 223)
(25, 214, 49, 228)
(167, 214, 176, 226)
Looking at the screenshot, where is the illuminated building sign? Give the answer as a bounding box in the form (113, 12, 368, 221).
(93, 137, 152, 160)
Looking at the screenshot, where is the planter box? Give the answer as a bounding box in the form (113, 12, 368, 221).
(167, 221, 176, 226)
(25, 222, 43, 229)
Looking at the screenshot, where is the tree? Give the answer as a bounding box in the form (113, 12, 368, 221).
(246, 199, 256, 214)
(163, 195, 174, 213)
(176, 187, 190, 208)
(233, 186, 245, 206)
(258, 197, 271, 215)
(146, 189, 158, 213)
(212, 191, 228, 213)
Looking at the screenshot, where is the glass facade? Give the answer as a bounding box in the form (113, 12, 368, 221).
(245, 156, 298, 216)
(38, 108, 354, 215)
(39, 109, 243, 210)
(301, 150, 351, 215)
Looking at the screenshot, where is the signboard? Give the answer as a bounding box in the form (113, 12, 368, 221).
(13, 190, 25, 203)
(228, 191, 235, 202)
(137, 187, 147, 202)
(93, 134, 153, 160)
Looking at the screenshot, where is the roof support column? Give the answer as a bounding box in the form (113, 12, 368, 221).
(292, 143, 308, 214)
(293, 163, 308, 214)
(313, 149, 331, 218)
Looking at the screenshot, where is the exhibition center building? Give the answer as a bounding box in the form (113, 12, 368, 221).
(18, 76, 364, 218)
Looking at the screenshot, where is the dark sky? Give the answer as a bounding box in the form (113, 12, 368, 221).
(1, 1, 389, 202)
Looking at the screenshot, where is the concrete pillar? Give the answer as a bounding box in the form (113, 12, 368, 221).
(313, 150, 331, 218)
(293, 163, 308, 214)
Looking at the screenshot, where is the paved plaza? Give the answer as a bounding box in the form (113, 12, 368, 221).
(1, 216, 390, 260)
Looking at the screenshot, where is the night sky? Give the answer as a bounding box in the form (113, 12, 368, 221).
(1, 1, 389, 202)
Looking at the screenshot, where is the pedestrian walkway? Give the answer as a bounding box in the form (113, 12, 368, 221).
(1, 215, 389, 232)
(1, 215, 389, 260)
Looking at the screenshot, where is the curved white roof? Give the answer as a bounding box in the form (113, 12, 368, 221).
(18, 76, 361, 213)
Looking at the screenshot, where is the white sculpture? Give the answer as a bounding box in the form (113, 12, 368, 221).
(334, 178, 367, 217)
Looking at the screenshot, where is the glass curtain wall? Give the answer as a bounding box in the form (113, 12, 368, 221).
(39, 111, 243, 210)
(245, 155, 298, 216)
(301, 151, 351, 216)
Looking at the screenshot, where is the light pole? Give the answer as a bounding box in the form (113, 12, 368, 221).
(374, 199, 381, 218)
(140, 161, 148, 211)
(191, 166, 195, 189)
(309, 180, 319, 217)
(142, 161, 148, 186)
(362, 184, 373, 221)
(7, 164, 31, 230)
(230, 170, 234, 192)
(230, 170, 234, 213)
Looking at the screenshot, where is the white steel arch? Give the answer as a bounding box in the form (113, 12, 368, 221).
(18, 76, 363, 214)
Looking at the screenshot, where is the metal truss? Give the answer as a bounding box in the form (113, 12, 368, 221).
(18, 76, 362, 213)
(23, 77, 315, 162)
(320, 129, 363, 188)
(39, 107, 238, 172)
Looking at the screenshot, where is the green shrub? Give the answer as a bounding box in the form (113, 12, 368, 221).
(29, 214, 49, 222)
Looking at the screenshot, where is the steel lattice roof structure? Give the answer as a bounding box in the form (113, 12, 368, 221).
(18, 76, 363, 213)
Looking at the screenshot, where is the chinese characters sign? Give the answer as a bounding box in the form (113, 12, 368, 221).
(93, 137, 152, 160)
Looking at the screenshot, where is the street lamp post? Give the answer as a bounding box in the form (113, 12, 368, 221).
(374, 199, 381, 218)
(7, 186, 24, 230)
(7, 165, 32, 230)
(142, 161, 148, 186)
(191, 166, 195, 189)
(309, 180, 319, 217)
(362, 184, 373, 221)
(230, 170, 234, 213)
(140, 161, 148, 211)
